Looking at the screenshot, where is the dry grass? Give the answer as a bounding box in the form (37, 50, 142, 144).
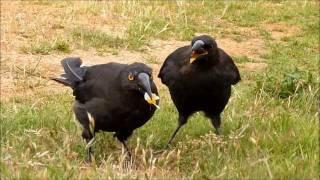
(1, 1, 319, 179)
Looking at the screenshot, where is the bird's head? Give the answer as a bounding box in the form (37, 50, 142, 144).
(190, 35, 218, 63)
(121, 63, 160, 109)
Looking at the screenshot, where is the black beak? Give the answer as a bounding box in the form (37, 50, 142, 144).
(190, 40, 207, 62)
(137, 72, 152, 98)
(192, 40, 205, 51)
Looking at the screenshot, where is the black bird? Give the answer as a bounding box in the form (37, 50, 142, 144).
(158, 35, 240, 146)
(52, 57, 159, 160)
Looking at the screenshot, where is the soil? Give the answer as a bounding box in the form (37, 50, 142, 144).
(0, 2, 300, 101)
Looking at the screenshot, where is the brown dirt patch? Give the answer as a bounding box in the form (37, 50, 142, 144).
(238, 62, 268, 72)
(195, 30, 266, 61)
(0, 1, 128, 53)
(1, 36, 267, 101)
(218, 38, 265, 60)
(1, 1, 267, 101)
(146, 39, 189, 62)
(0, 50, 145, 101)
(263, 23, 300, 41)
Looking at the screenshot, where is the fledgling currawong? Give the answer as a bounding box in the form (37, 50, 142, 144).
(158, 35, 240, 146)
(52, 57, 160, 161)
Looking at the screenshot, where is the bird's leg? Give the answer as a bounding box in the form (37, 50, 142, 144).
(73, 103, 96, 162)
(85, 112, 96, 162)
(166, 125, 182, 147)
(166, 115, 187, 147)
(82, 128, 95, 162)
(114, 131, 132, 159)
(215, 127, 220, 135)
(119, 140, 133, 170)
(85, 136, 95, 162)
(121, 140, 132, 158)
(209, 115, 221, 135)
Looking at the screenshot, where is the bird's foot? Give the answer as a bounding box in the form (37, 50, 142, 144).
(86, 155, 92, 163)
(121, 157, 133, 171)
(121, 150, 133, 171)
(84, 138, 95, 163)
(125, 150, 132, 160)
(85, 150, 94, 163)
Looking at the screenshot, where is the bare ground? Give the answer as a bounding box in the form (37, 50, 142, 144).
(0, 1, 301, 101)
(263, 23, 301, 41)
(1, 36, 267, 100)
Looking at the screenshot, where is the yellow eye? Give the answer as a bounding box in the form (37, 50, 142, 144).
(128, 73, 134, 81)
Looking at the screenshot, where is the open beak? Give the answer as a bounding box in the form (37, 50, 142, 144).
(190, 51, 208, 63)
(190, 40, 208, 63)
(138, 73, 160, 109)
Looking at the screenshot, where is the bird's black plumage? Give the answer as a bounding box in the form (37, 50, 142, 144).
(158, 35, 240, 145)
(53, 57, 159, 160)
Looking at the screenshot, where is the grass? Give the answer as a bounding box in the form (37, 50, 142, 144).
(21, 38, 71, 55)
(71, 28, 126, 51)
(1, 0, 319, 179)
(234, 55, 254, 63)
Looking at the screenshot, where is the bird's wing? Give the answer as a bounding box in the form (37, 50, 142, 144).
(218, 49, 241, 85)
(73, 63, 126, 103)
(82, 97, 109, 117)
(158, 46, 191, 85)
(73, 97, 112, 128)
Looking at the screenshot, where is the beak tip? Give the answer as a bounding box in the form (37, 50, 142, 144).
(144, 92, 160, 109)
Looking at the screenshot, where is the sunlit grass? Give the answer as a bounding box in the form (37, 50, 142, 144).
(1, 0, 319, 179)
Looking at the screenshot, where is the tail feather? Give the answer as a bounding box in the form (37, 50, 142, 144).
(61, 57, 86, 82)
(60, 74, 68, 79)
(52, 57, 87, 87)
(51, 77, 72, 86)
